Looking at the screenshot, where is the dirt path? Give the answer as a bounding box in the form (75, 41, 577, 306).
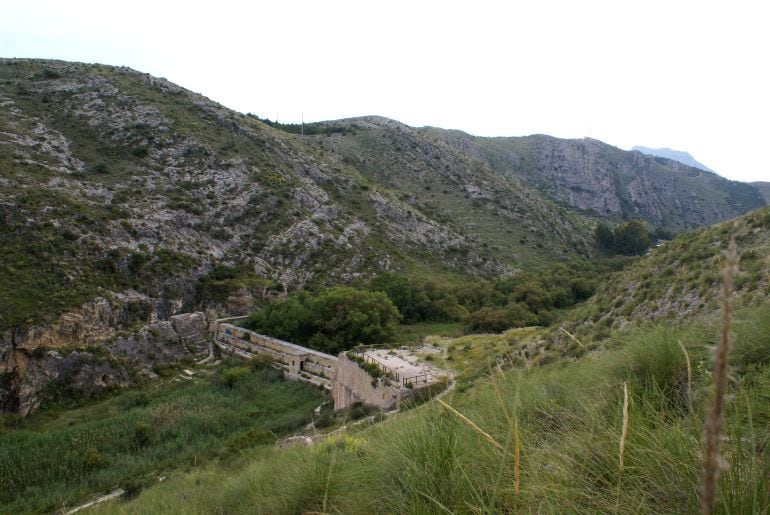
(62, 488, 125, 514)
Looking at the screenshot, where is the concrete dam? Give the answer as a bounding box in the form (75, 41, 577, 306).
(212, 321, 447, 411)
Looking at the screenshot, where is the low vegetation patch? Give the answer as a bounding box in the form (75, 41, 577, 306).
(0, 360, 324, 513)
(93, 302, 770, 514)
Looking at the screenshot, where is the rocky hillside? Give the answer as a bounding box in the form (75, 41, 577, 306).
(0, 58, 592, 413)
(426, 130, 765, 231)
(0, 59, 597, 331)
(0, 57, 764, 415)
(753, 181, 770, 203)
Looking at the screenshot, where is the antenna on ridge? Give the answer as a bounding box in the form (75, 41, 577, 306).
(301, 112, 304, 136)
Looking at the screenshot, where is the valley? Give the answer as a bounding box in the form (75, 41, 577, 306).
(0, 57, 768, 514)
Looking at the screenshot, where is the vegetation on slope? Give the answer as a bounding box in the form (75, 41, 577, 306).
(0, 59, 598, 335)
(239, 258, 623, 354)
(0, 360, 324, 513)
(93, 301, 770, 514)
(570, 206, 770, 341)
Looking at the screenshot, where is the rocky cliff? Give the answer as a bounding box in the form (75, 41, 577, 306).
(0, 291, 207, 415)
(427, 131, 765, 231)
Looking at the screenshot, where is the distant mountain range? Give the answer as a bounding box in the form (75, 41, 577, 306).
(632, 145, 714, 172)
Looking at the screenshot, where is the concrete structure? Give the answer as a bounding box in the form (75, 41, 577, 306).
(332, 353, 401, 410)
(214, 323, 337, 390)
(212, 322, 447, 411)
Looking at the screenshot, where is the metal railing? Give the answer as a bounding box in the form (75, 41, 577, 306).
(349, 348, 401, 382)
(401, 373, 428, 387)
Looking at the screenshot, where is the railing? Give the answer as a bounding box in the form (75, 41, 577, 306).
(401, 373, 428, 387)
(349, 347, 400, 382)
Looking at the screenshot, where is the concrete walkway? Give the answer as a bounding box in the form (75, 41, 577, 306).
(364, 347, 445, 387)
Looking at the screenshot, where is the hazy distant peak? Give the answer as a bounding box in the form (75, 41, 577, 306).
(632, 146, 714, 172)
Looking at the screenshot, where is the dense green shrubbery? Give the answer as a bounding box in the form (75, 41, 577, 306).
(370, 261, 616, 334)
(595, 220, 671, 256)
(243, 286, 400, 353)
(369, 273, 465, 323)
(243, 263, 606, 348)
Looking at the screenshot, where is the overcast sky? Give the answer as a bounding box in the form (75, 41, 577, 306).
(2, 1, 768, 182)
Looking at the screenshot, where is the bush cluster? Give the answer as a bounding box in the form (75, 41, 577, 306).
(243, 286, 400, 354)
(595, 220, 672, 256)
(371, 262, 608, 334)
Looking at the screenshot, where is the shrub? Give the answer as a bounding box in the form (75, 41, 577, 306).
(133, 422, 155, 448)
(130, 146, 148, 158)
(245, 287, 400, 353)
(218, 366, 251, 388)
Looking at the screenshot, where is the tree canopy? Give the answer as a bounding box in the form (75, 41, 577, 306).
(243, 286, 400, 354)
(595, 220, 656, 256)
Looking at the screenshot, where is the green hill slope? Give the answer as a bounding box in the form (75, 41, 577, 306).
(84, 210, 769, 513)
(91, 301, 770, 514)
(568, 206, 770, 341)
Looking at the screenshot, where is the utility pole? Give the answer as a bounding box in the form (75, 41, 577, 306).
(301, 112, 304, 136)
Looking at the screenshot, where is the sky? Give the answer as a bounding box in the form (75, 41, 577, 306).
(2, 0, 768, 182)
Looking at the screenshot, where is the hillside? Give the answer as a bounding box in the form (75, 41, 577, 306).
(90, 295, 770, 514)
(0, 58, 592, 414)
(567, 206, 770, 341)
(0, 59, 595, 334)
(632, 145, 714, 172)
(426, 129, 765, 231)
(753, 181, 770, 203)
(1, 57, 766, 418)
(1, 57, 768, 512)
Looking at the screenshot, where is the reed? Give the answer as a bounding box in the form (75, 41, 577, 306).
(701, 236, 738, 515)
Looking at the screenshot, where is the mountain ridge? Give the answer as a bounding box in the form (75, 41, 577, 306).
(632, 145, 714, 172)
(423, 129, 765, 230)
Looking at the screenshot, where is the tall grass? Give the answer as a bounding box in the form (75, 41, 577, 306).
(93, 300, 770, 514)
(0, 362, 323, 513)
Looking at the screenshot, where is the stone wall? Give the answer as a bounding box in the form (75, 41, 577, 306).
(332, 354, 400, 411)
(214, 323, 337, 390)
(214, 324, 440, 411)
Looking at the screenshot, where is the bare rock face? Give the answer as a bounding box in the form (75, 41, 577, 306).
(17, 350, 132, 416)
(170, 312, 208, 346)
(0, 309, 209, 416)
(433, 133, 766, 231)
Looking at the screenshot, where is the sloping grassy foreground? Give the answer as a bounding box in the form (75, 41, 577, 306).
(95, 303, 770, 514)
(0, 362, 323, 513)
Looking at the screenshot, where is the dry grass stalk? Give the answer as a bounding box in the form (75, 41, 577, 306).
(560, 327, 586, 348)
(678, 339, 694, 417)
(619, 382, 629, 471)
(437, 398, 504, 452)
(494, 365, 512, 425)
(701, 236, 738, 515)
(615, 381, 630, 511)
(514, 418, 521, 495)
